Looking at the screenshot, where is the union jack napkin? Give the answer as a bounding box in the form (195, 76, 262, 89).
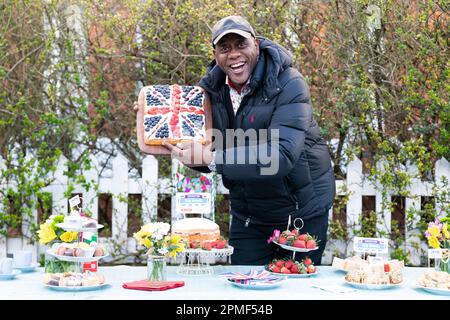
(220, 270, 284, 285)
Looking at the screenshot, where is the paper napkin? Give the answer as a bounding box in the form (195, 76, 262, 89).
(122, 279, 185, 291)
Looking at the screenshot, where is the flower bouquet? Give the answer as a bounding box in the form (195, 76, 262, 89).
(134, 222, 185, 281)
(37, 214, 80, 273)
(425, 218, 450, 273)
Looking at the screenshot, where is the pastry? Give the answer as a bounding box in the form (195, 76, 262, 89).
(142, 85, 207, 145)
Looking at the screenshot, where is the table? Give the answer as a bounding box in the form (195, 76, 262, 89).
(0, 265, 448, 300)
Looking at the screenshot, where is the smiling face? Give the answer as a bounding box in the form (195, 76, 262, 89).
(213, 33, 259, 89)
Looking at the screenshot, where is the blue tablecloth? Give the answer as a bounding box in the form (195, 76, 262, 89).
(0, 265, 448, 300)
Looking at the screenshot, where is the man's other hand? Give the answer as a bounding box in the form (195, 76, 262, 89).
(162, 141, 213, 167)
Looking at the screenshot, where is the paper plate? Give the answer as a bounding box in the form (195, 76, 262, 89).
(417, 285, 450, 296)
(44, 283, 109, 292)
(0, 270, 21, 280)
(344, 280, 402, 290)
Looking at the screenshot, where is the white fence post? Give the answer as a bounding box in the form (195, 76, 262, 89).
(141, 155, 159, 224)
(111, 153, 128, 246)
(83, 155, 99, 219)
(435, 157, 450, 217)
(346, 158, 363, 233)
(375, 160, 391, 235)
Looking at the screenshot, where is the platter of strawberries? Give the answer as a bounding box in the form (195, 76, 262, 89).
(270, 229, 319, 252)
(265, 257, 318, 278)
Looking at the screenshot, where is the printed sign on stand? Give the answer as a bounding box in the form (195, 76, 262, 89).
(175, 193, 211, 214)
(353, 237, 389, 254)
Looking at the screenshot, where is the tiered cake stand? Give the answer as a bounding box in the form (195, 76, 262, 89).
(44, 222, 108, 291)
(177, 246, 234, 276)
(273, 217, 318, 259)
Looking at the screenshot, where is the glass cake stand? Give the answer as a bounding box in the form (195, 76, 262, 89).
(176, 246, 234, 276)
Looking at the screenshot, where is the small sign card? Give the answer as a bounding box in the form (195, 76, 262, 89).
(428, 249, 443, 259)
(353, 237, 389, 254)
(175, 193, 211, 214)
(69, 195, 81, 210)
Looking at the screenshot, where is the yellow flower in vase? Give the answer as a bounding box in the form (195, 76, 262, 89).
(60, 231, 78, 243)
(428, 225, 441, 238)
(428, 236, 441, 249)
(37, 223, 57, 245)
(442, 224, 450, 240)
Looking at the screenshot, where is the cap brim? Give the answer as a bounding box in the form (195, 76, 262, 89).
(213, 29, 252, 45)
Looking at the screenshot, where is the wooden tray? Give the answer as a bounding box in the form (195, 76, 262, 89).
(136, 85, 213, 155)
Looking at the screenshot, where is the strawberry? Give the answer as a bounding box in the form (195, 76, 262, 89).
(275, 260, 284, 268)
(384, 263, 390, 273)
(285, 260, 294, 269)
(293, 239, 305, 248)
(286, 235, 296, 244)
(281, 230, 291, 238)
(268, 263, 275, 271)
(298, 234, 308, 241)
(307, 265, 316, 274)
(303, 257, 312, 266)
(290, 264, 299, 273)
(215, 239, 227, 249)
(280, 267, 291, 274)
(306, 239, 317, 249)
(295, 240, 306, 248)
(189, 241, 200, 249)
(278, 237, 288, 245)
(298, 264, 307, 274)
(291, 229, 299, 236)
(202, 242, 212, 251)
(273, 266, 281, 273)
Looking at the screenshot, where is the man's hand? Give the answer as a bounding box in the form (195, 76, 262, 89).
(162, 141, 213, 167)
(133, 101, 139, 112)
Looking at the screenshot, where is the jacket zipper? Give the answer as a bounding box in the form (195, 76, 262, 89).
(284, 176, 299, 211)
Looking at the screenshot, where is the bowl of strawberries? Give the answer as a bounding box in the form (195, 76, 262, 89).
(269, 229, 319, 252)
(266, 257, 318, 277)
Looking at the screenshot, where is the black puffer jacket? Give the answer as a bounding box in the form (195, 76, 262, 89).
(198, 37, 335, 225)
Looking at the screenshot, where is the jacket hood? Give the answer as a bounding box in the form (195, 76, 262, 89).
(199, 37, 293, 99)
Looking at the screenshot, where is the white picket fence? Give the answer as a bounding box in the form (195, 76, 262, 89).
(1, 150, 449, 266)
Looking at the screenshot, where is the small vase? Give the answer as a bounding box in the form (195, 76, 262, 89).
(147, 255, 167, 281)
(437, 249, 450, 274)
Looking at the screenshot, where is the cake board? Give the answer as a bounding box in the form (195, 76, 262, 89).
(136, 85, 213, 155)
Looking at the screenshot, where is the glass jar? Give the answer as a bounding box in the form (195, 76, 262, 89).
(147, 255, 167, 281)
(436, 249, 450, 274)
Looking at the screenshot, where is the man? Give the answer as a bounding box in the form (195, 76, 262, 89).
(148, 16, 335, 265)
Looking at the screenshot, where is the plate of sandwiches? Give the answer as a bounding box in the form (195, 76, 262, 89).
(417, 270, 450, 296)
